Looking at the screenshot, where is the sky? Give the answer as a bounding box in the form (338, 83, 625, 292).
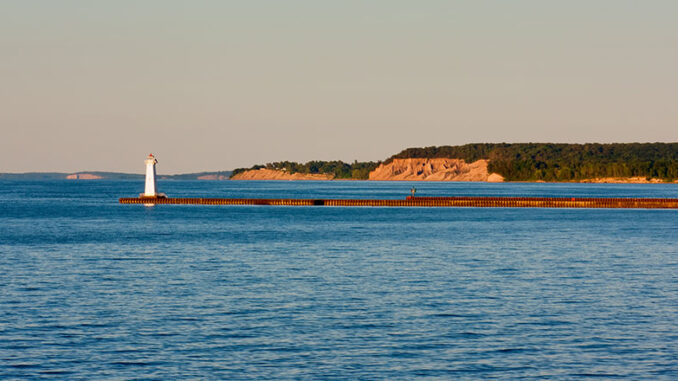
(1, 1, 677, 173)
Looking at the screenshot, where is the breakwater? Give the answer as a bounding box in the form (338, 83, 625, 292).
(119, 196, 678, 208)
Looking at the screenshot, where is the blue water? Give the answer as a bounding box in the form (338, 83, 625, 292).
(1, 180, 677, 379)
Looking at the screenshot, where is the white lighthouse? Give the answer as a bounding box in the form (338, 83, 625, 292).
(144, 153, 158, 196)
(141, 153, 165, 198)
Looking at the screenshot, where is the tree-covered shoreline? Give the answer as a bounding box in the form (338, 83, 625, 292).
(390, 143, 678, 182)
(231, 143, 678, 182)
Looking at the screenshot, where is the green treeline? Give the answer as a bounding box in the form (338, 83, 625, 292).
(390, 143, 678, 181)
(231, 160, 381, 180)
(231, 143, 678, 181)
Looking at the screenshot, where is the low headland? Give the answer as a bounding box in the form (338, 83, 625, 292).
(231, 143, 678, 183)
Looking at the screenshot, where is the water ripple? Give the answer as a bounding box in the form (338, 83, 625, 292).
(1, 180, 677, 379)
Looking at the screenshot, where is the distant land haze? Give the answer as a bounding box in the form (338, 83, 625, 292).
(0, 171, 232, 181)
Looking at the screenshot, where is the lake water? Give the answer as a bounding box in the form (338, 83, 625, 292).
(1, 180, 677, 379)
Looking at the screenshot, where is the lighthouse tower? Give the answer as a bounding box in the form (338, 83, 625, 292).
(143, 153, 159, 197)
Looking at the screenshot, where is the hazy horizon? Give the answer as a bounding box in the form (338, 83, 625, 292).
(2, 1, 677, 173)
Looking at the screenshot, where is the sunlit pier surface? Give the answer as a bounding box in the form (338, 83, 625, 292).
(119, 196, 678, 209)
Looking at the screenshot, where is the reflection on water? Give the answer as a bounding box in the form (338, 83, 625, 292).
(1, 180, 677, 379)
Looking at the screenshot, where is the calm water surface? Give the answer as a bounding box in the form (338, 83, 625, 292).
(1, 180, 677, 379)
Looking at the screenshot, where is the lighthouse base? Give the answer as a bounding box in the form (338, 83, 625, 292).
(139, 193, 167, 199)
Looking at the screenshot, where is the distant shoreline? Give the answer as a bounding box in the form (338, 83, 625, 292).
(2, 172, 677, 184)
(5, 143, 678, 183)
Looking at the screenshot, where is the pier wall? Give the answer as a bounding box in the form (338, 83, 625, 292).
(119, 197, 678, 209)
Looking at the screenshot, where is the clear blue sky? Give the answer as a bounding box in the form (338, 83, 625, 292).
(1, 1, 677, 173)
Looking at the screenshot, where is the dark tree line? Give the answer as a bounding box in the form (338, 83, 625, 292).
(231, 160, 381, 180)
(390, 143, 678, 181)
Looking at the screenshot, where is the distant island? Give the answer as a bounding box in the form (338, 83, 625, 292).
(231, 143, 678, 183)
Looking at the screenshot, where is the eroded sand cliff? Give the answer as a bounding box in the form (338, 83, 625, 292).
(369, 158, 504, 182)
(231, 168, 335, 180)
